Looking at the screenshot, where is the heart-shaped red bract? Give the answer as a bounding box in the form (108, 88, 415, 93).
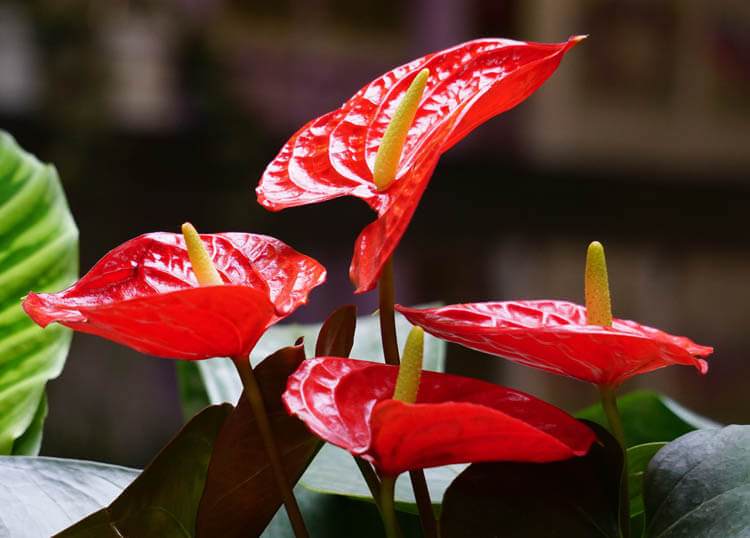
(257, 36, 585, 293)
(396, 301, 713, 386)
(23, 232, 326, 360)
(283, 356, 595, 476)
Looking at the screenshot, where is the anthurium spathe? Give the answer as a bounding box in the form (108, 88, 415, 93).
(22, 232, 326, 360)
(283, 356, 596, 476)
(257, 36, 585, 293)
(396, 301, 712, 386)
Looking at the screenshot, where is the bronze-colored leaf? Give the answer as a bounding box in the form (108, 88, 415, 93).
(56, 404, 232, 537)
(315, 305, 357, 358)
(196, 344, 322, 537)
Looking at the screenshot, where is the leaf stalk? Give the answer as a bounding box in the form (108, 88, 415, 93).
(598, 384, 630, 538)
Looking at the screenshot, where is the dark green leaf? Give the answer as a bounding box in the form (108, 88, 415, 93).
(0, 130, 78, 454)
(439, 422, 622, 538)
(56, 404, 232, 537)
(261, 485, 422, 538)
(195, 344, 322, 538)
(315, 305, 357, 358)
(632, 513, 646, 538)
(628, 443, 666, 518)
(644, 425, 750, 537)
(175, 361, 211, 421)
(0, 456, 138, 537)
(576, 391, 719, 447)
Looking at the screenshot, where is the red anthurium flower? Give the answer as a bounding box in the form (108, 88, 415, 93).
(396, 301, 713, 387)
(23, 232, 326, 360)
(258, 36, 585, 293)
(283, 356, 596, 476)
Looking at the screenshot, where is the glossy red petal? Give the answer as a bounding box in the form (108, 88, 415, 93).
(349, 125, 449, 291)
(23, 232, 325, 359)
(283, 357, 595, 475)
(396, 301, 713, 386)
(217, 232, 326, 317)
(258, 37, 584, 292)
(24, 286, 274, 359)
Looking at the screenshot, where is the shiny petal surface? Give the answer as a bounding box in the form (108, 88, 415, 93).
(23, 232, 326, 359)
(396, 301, 712, 386)
(283, 357, 595, 476)
(258, 37, 584, 293)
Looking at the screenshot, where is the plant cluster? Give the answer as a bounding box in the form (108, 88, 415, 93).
(1, 34, 747, 538)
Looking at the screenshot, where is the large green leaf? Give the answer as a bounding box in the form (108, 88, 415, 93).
(176, 303, 446, 414)
(0, 130, 78, 454)
(644, 425, 750, 537)
(439, 422, 623, 538)
(0, 456, 138, 537)
(0, 456, 420, 538)
(10, 392, 48, 456)
(56, 404, 232, 537)
(576, 390, 720, 448)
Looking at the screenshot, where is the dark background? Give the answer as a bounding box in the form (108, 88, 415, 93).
(1, 0, 748, 467)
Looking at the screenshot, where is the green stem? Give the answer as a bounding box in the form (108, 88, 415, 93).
(354, 457, 383, 513)
(378, 257, 400, 366)
(598, 384, 630, 538)
(379, 475, 402, 538)
(377, 257, 437, 538)
(408, 469, 438, 538)
(232, 356, 309, 538)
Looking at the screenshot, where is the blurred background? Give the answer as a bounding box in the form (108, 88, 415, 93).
(1, 0, 748, 467)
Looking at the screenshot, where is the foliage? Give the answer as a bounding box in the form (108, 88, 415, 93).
(2, 33, 747, 538)
(0, 131, 78, 455)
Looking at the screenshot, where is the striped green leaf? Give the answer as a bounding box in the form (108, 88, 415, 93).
(0, 130, 78, 455)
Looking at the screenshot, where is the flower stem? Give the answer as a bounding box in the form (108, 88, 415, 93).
(377, 257, 437, 538)
(378, 257, 400, 366)
(379, 475, 402, 538)
(232, 356, 309, 538)
(354, 457, 383, 513)
(598, 384, 630, 538)
(408, 469, 438, 537)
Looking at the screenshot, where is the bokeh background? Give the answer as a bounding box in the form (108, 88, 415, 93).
(1, 0, 748, 468)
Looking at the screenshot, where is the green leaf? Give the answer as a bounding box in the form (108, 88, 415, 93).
(628, 442, 666, 519)
(56, 404, 232, 537)
(439, 422, 623, 538)
(299, 443, 465, 515)
(0, 130, 78, 455)
(644, 425, 750, 537)
(11, 392, 48, 455)
(261, 485, 422, 538)
(195, 344, 322, 537)
(576, 390, 720, 448)
(175, 361, 212, 421)
(0, 455, 138, 537)
(177, 304, 447, 409)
